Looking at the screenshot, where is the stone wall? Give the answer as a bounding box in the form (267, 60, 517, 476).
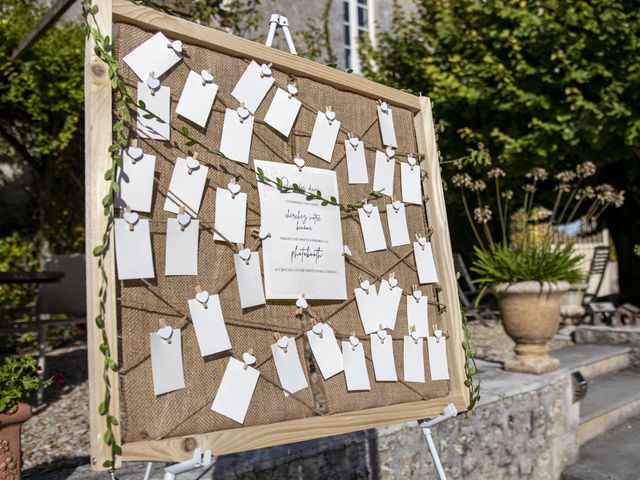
(575, 325, 640, 366)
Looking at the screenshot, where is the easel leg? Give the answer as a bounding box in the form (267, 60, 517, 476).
(420, 426, 447, 480)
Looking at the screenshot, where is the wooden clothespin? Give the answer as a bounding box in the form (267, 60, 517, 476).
(349, 332, 359, 351)
(167, 39, 184, 54)
(186, 152, 199, 175)
(195, 286, 209, 309)
(410, 325, 419, 344)
(287, 76, 298, 98)
(259, 63, 273, 78)
(377, 324, 387, 344)
(146, 72, 160, 96)
(157, 318, 173, 344)
(415, 233, 428, 250)
(237, 102, 250, 124)
(242, 349, 256, 370)
(177, 206, 191, 231)
(123, 208, 138, 232)
(276, 334, 289, 354)
(325, 106, 336, 125)
(201, 69, 213, 86)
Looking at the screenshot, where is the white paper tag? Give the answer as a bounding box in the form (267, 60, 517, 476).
(401, 162, 422, 205)
(378, 279, 403, 329)
(386, 202, 410, 247)
(219, 108, 254, 165)
(407, 294, 429, 337)
(373, 150, 395, 197)
(188, 294, 231, 357)
(358, 206, 387, 252)
(165, 218, 199, 276)
(271, 338, 308, 396)
(150, 329, 185, 396)
(354, 284, 379, 334)
(263, 87, 302, 137)
(231, 60, 275, 113)
(213, 188, 247, 244)
(137, 83, 170, 141)
(123, 32, 182, 82)
(306, 324, 343, 379)
(403, 336, 425, 383)
(414, 241, 439, 284)
(176, 70, 219, 128)
(114, 218, 155, 280)
(428, 336, 450, 380)
(114, 149, 156, 213)
(211, 357, 260, 424)
(369, 333, 397, 382)
(344, 139, 368, 184)
(377, 105, 398, 148)
(307, 111, 341, 162)
(234, 250, 266, 308)
(163, 157, 209, 216)
(341, 341, 371, 391)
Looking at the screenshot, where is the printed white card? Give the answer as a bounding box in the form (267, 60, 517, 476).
(231, 60, 275, 113)
(211, 357, 260, 424)
(403, 336, 425, 383)
(386, 202, 410, 247)
(414, 241, 439, 284)
(123, 32, 182, 82)
(213, 188, 247, 244)
(137, 83, 170, 141)
(407, 294, 429, 337)
(373, 150, 395, 197)
(176, 70, 219, 128)
(254, 160, 346, 300)
(163, 157, 209, 216)
(342, 341, 371, 391)
(358, 205, 387, 253)
(219, 108, 254, 164)
(344, 139, 368, 184)
(306, 323, 343, 379)
(354, 284, 379, 334)
(188, 294, 231, 357)
(401, 161, 422, 205)
(271, 337, 308, 396)
(114, 218, 154, 280)
(370, 333, 397, 382)
(263, 88, 302, 137)
(234, 250, 266, 309)
(428, 336, 450, 380)
(150, 329, 185, 396)
(165, 218, 199, 276)
(378, 279, 403, 329)
(377, 104, 398, 148)
(307, 111, 341, 162)
(114, 148, 156, 213)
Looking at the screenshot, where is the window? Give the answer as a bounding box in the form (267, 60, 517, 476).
(343, 0, 375, 73)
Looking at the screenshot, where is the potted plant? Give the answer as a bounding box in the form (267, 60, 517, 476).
(452, 161, 624, 374)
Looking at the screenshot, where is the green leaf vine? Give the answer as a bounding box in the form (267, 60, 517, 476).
(461, 309, 481, 411)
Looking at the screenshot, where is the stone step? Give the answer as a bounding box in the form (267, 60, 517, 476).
(578, 368, 640, 445)
(550, 344, 631, 379)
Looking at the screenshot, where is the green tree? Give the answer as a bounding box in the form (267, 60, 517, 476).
(363, 0, 640, 303)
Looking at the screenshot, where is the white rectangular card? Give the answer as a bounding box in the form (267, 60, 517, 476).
(407, 294, 429, 337)
(137, 83, 170, 141)
(369, 334, 397, 382)
(414, 241, 439, 284)
(165, 218, 199, 276)
(378, 279, 403, 329)
(377, 105, 398, 148)
(341, 342, 371, 391)
(354, 284, 379, 334)
(234, 251, 266, 309)
(211, 357, 260, 424)
(358, 206, 387, 252)
(114, 148, 156, 213)
(428, 337, 450, 380)
(344, 139, 368, 184)
(306, 324, 343, 379)
(163, 157, 209, 216)
(401, 162, 422, 205)
(114, 218, 155, 280)
(373, 150, 395, 197)
(231, 60, 274, 113)
(123, 32, 182, 82)
(219, 108, 254, 164)
(213, 188, 247, 244)
(386, 202, 410, 247)
(271, 338, 308, 396)
(150, 329, 185, 396)
(403, 336, 425, 383)
(188, 295, 231, 357)
(176, 70, 219, 128)
(307, 111, 340, 162)
(263, 88, 302, 137)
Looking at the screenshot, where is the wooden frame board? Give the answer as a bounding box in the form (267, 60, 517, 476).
(85, 0, 467, 469)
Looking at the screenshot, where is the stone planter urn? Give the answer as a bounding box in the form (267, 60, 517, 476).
(0, 403, 32, 480)
(496, 281, 570, 374)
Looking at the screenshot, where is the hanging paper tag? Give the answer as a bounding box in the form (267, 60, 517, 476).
(403, 336, 425, 383)
(219, 108, 254, 165)
(234, 250, 266, 309)
(306, 323, 343, 379)
(378, 279, 403, 329)
(271, 337, 308, 396)
(211, 357, 260, 424)
(414, 241, 439, 284)
(163, 157, 209, 216)
(357, 205, 387, 253)
(407, 293, 429, 337)
(231, 61, 275, 114)
(377, 103, 398, 148)
(165, 218, 199, 276)
(369, 332, 397, 382)
(114, 218, 155, 280)
(307, 111, 341, 162)
(188, 294, 231, 357)
(372, 150, 395, 197)
(137, 82, 170, 141)
(386, 201, 410, 247)
(428, 336, 450, 380)
(263, 87, 302, 137)
(176, 70, 219, 128)
(150, 328, 185, 396)
(344, 138, 368, 184)
(341, 341, 371, 391)
(114, 148, 156, 213)
(401, 161, 422, 205)
(354, 282, 379, 334)
(213, 187, 247, 244)
(123, 32, 182, 82)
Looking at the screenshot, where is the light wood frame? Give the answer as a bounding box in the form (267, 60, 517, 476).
(85, 0, 468, 469)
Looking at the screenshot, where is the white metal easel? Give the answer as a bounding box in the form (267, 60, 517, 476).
(417, 403, 458, 480)
(265, 13, 297, 54)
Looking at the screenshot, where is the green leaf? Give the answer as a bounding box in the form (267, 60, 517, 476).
(92, 245, 104, 256)
(102, 460, 113, 469)
(98, 401, 107, 416)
